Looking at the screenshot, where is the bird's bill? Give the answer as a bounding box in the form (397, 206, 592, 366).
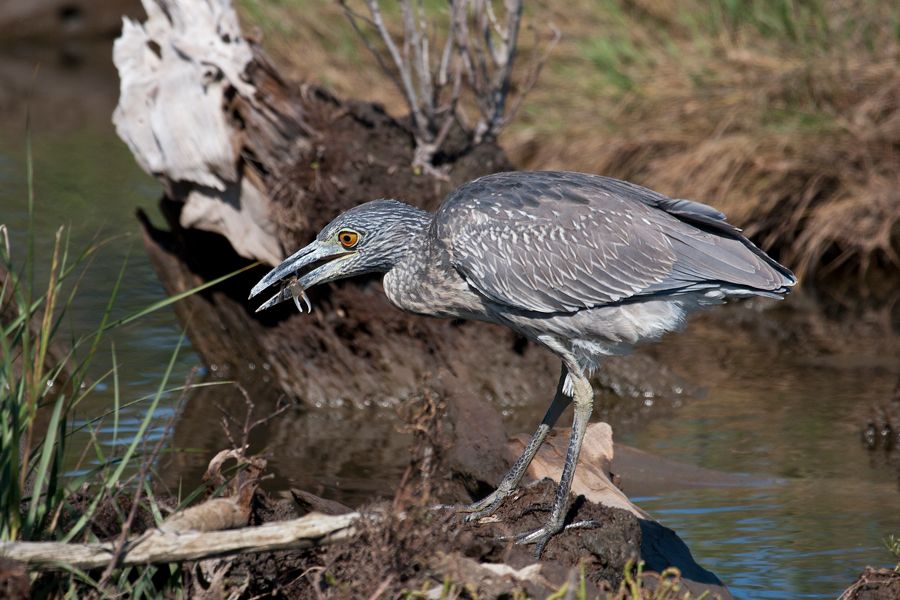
(248, 241, 351, 313)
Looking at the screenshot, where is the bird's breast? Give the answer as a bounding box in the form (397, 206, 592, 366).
(383, 261, 487, 320)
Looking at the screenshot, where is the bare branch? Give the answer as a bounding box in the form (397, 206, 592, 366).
(474, 0, 523, 143)
(415, 0, 435, 118)
(340, 0, 546, 170)
(365, 0, 425, 133)
(339, 2, 406, 100)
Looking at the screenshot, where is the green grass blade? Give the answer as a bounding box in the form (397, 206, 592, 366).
(61, 332, 187, 542)
(24, 392, 66, 537)
(100, 262, 259, 332)
(111, 342, 120, 450)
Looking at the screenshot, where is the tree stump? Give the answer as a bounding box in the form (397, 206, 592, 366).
(114, 0, 554, 412)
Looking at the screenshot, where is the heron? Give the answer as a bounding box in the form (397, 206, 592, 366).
(249, 170, 796, 555)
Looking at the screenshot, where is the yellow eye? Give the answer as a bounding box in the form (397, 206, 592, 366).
(338, 229, 360, 249)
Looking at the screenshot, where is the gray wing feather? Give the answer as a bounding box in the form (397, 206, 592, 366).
(434, 171, 795, 314)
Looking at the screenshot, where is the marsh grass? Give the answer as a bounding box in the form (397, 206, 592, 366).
(239, 0, 900, 284)
(886, 534, 900, 572)
(0, 125, 254, 595)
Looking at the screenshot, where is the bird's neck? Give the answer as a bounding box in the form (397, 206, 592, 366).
(377, 203, 433, 271)
(383, 207, 485, 318)
(380, 205, 446, 313)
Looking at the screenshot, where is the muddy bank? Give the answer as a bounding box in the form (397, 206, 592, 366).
(156, 380, 732, 598)
(12, 383, 733, 599)
(839, 567, 900, 600)
(20, 477, 726, 599)
(215, 481, 707, 599)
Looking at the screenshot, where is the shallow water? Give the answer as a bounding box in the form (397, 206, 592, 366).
(2, 43, 899, 600)
(0, 42, 199, 474)
(621, 355, 900, 598)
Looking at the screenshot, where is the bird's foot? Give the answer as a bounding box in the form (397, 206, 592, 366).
(458, 487, 513, 522)
(508, 519, 601, 559)
(511, 523, 562, 559)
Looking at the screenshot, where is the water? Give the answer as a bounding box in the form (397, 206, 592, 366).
(1, 42, 898, 600)
(0, 42, 200, 472)
(617, 347, 900, 598)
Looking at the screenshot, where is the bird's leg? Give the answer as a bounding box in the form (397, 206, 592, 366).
(515, 369, 593, 558)
(461, 366, 571, 521)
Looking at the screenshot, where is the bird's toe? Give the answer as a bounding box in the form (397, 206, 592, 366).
(512, 524, 561, 559)
(511, 517, 598, 558)
(458, 488, 511, 521)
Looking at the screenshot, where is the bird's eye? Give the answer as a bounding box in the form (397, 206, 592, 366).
(338, 229, 360, 249)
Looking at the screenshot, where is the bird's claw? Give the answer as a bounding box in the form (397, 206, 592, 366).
(462, 499, 504, 523)
(459, 487, 513, 522)
(504, 524, 561, 558)
(503, 519, 601, 559)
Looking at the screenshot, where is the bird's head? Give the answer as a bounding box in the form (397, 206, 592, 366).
(249, 199, 430, 312)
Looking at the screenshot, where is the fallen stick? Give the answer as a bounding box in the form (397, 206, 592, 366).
(0, 512, 362, 570)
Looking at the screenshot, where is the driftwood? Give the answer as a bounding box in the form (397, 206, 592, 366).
(0, 511, 361, 570)
(509, 422, 651, 519)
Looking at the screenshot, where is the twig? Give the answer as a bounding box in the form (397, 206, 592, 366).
(365, 0, 426, 133)
(216, 384, 291, 450)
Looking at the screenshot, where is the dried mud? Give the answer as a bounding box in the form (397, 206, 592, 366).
(191, 482, 642, 599)
(839, 567, 900, 600)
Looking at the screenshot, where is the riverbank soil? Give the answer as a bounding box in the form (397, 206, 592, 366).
(839, 567, 900, 600)
(218, 482, 645, 599)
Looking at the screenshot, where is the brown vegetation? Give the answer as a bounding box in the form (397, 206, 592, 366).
(241, 0, 900, 285)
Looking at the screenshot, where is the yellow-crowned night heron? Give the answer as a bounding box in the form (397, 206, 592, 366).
(249, 170, 796, 555)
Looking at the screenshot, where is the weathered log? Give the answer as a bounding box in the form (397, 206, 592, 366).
(0, 512, 362, 570)
(508, 423, 651, 519)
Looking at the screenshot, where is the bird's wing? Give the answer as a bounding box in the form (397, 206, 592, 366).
(433, 171, 794, 314)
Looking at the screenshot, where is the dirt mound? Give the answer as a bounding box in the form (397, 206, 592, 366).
(839, 567, 900, 600)
(203, 481, 641, 599)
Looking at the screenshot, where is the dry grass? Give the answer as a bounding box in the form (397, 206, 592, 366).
(238, 0, 900, 284)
